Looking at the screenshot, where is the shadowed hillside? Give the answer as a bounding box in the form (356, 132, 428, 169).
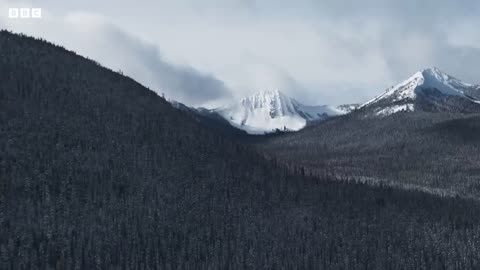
(259, 111, 480, 198)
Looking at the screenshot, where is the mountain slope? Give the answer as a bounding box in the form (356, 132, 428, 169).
(214, 90, 348, 134)
(170, 100, 249, 137)
(3, 30, 480, 269)
(258, 111, 480, 198)
(359, 67, 480, 116)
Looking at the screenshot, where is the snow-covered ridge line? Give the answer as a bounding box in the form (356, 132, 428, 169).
(170, 67, 480, 131)
(359, 67, 480, 116)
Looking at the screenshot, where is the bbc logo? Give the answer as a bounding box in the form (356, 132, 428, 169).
(8, 8, 42, 19)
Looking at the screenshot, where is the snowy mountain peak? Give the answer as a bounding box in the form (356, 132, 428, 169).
(244, 89, 284, 100)
(418, 67, 465, 85)
(418, 67, 473, 93)
(239, 90, 298, 118)
(418, 67, 445, 77)
(215, 90, 349, 134)
(359, 68, 480, 116)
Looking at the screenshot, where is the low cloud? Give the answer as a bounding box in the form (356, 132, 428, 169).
(2, 0, 480, 106)
(1, 10, 232, 107)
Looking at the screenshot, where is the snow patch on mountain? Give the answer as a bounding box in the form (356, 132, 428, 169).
(376, 104, 414, 116)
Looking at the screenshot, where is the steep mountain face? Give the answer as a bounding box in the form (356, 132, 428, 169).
(214, 90, 348, 134)
(358, 67, 480, 116)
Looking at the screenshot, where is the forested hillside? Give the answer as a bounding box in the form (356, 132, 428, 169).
(259, 111, 480, 198)
(2, 30, 480, 269)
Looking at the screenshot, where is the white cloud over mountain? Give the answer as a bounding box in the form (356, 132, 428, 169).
(2, 0, 480, 107)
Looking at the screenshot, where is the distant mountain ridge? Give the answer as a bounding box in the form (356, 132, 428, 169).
(213, 90, 351, 134)
(358, 67, 480, 116)
(171, 68, 480, 133)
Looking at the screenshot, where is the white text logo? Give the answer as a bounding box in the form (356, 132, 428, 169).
(8, 8, 42, 19)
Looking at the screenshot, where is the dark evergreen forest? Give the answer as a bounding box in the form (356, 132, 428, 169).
(2, 30, 480, 269)
(259, 112, 480, 198)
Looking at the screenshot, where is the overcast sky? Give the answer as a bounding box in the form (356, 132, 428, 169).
(2, 0, 480, 107)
